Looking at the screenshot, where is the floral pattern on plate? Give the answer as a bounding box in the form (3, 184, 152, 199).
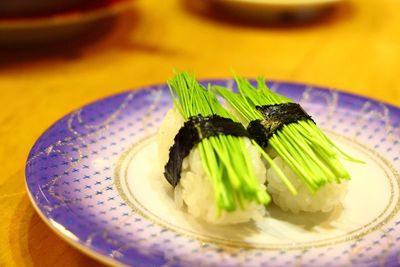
(26, 80, 400, 266)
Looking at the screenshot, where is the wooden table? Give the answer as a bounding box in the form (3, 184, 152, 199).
(1, 0, 399, 265)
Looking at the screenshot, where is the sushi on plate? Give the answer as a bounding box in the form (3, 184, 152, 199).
(157, 72, 275, 224)
(215, 76, 363, 214)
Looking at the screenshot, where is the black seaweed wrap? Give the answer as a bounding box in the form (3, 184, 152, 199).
(247, 103, 314, 148)
(164, 114, 249, 187)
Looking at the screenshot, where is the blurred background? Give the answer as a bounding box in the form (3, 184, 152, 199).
(1, 0, 399, 266)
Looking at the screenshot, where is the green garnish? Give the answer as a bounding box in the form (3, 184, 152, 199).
(215, 76, 363, 194)
(168, 72, 271, 216)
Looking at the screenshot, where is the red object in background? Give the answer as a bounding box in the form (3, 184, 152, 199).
(0, 0, 130, 19)
(0, 0, 133, 28)
(0, 0, 133, 44)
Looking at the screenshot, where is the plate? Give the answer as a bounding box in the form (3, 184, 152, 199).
(0, 0, 133, 44)
(25, 80, 400, 266)
(205, 0, 343, 19)
(209, 0, 342, 10)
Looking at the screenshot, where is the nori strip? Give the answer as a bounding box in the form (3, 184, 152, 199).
(164, 114, 249, 187)
(247, 103, 314, 148)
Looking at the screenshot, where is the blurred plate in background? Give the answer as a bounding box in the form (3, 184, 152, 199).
(0, 0, 134, 44)
(205, 0, 344, 20)
(0, 0, 81, 17)
(210, 0, 343, 11)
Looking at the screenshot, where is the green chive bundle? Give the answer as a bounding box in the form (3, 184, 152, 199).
(168, 72, 271, 215)
(215, 76, 362, 195)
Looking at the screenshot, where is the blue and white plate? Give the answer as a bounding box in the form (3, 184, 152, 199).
(25, 80, 400, 266)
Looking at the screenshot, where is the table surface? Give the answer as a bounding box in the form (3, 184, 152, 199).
(1, 0, 400, 266)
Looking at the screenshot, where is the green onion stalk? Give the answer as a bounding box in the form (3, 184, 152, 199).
(168, 72, 271, 216)
(215, 76, 363, 195)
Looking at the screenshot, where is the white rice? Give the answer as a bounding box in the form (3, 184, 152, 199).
(266, 153, 348, 214)
(157, 108, 267, 224)
(225, 101, 348, 214)
(158, 108, 348, 220)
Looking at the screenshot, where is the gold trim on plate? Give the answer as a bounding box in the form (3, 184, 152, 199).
(114, 132, 400, 251)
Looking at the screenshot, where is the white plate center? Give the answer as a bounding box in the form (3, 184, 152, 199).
(117, 135, 399, 249)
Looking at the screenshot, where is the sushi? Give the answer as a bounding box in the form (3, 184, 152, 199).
(157, 72, 272, 224)
(215, 76, 362, 214)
